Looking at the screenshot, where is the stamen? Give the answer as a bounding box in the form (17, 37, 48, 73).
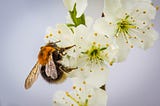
(79, 88, 82, 91)
(58, 30, 61, 34)
(143, 11, 146, 14)
(49, 33, 53, 37)
(136, 9, 139, 12)
(73, 86, 76, 89)
(80, 68, 84, 71)
(109, 22, 112, 25)
(65, 92, 81, 106)
(45, 35, 49, 38)
(101, 67, 104, 71)
(156, 6, 159, 11)
(94, 33, 98, 36)
(83, 81, 86, 85)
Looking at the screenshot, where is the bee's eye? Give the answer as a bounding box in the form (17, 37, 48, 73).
(40, 46, 44, 49)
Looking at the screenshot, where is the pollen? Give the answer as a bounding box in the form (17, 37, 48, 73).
(109, 22, 112, 25)
(142, 31, 145, 34)
(143, 22, 146, 25)
(49, 33, 53, 37)
(136, 9, 139, 12)
(79, 88, 82, 91)
(88, 95, 92, 98)
(141, 40, 144, 43)
(94, 33, 98, 36)
(80, 68, 84, 71)
(83, 81, 86, 85)
(92, 42, 96, 45)
(130, 45, 134, 48)
(71, 104, 74, 106)
(109, 62, 113, 66)
(151, 2, 154, 6)
(106, 43, 109, 47)
(156, 6, 159, 11)
(66, 92, 69, 96)
(101, 67, 104, 71)
(45, 35, 49, 38)
(58, 30, 61, 34)
(98, 43, 101, 47)
(143, 11, 147, 14)
(73, 86, 76, 89)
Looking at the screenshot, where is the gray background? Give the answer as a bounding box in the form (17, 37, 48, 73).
(0, 0, 160, 106)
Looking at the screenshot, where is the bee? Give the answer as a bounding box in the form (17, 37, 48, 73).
(25, 41, 77, 89)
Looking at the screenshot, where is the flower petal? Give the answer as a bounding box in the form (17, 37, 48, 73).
(140, 28, 158, 50)
(76, 0, 88, 18)
(92, 88, 108, 106)
(94, 18, 115, 37)
(63, 0, 76, 11)
(55, 24, 75, 47)
(85, 66, 109, 88)
(104, 0, 121, 17)
(116, 36, 130, 62)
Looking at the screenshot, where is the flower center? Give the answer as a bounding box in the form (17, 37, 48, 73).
(82, 45, 107, 63)
(115, 15, 137, 43)
(65, 92, 88, 106)
(115, 15, 136, 39)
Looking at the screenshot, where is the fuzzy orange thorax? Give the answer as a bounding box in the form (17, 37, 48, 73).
(38, 46, 55, 65)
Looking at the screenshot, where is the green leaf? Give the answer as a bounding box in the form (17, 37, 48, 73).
(69, 4, 86, 27)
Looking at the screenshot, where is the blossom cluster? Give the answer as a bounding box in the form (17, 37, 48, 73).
(44, 0, 158, 106)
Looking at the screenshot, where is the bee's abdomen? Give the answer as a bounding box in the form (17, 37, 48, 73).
(40, 65, 66, 84)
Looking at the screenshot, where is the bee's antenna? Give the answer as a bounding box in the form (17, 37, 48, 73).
(64, 45, 76, 50)
(54, 40, 61, 44)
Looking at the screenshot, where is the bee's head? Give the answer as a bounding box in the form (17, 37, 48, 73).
(45, 40, 61, 48)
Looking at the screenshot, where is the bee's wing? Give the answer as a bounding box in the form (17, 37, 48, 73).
(45, 55, 58, 79)
(25, 62, 40, 89)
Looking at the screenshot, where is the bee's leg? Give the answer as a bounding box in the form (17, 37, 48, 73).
(59, 45, 76, 54)
(59, 65, 77, 73)
(63, 45, 76, 50)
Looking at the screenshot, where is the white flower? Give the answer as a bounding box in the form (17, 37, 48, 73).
(61, 25, 118, 87)
(44, 24, 75, 46)
(53, 78, 107, 106)
(75, 25, 118, 70)
(63, 0, 88, 17)
(44, 27, 54, 43)
(94, 0, 158, 61)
